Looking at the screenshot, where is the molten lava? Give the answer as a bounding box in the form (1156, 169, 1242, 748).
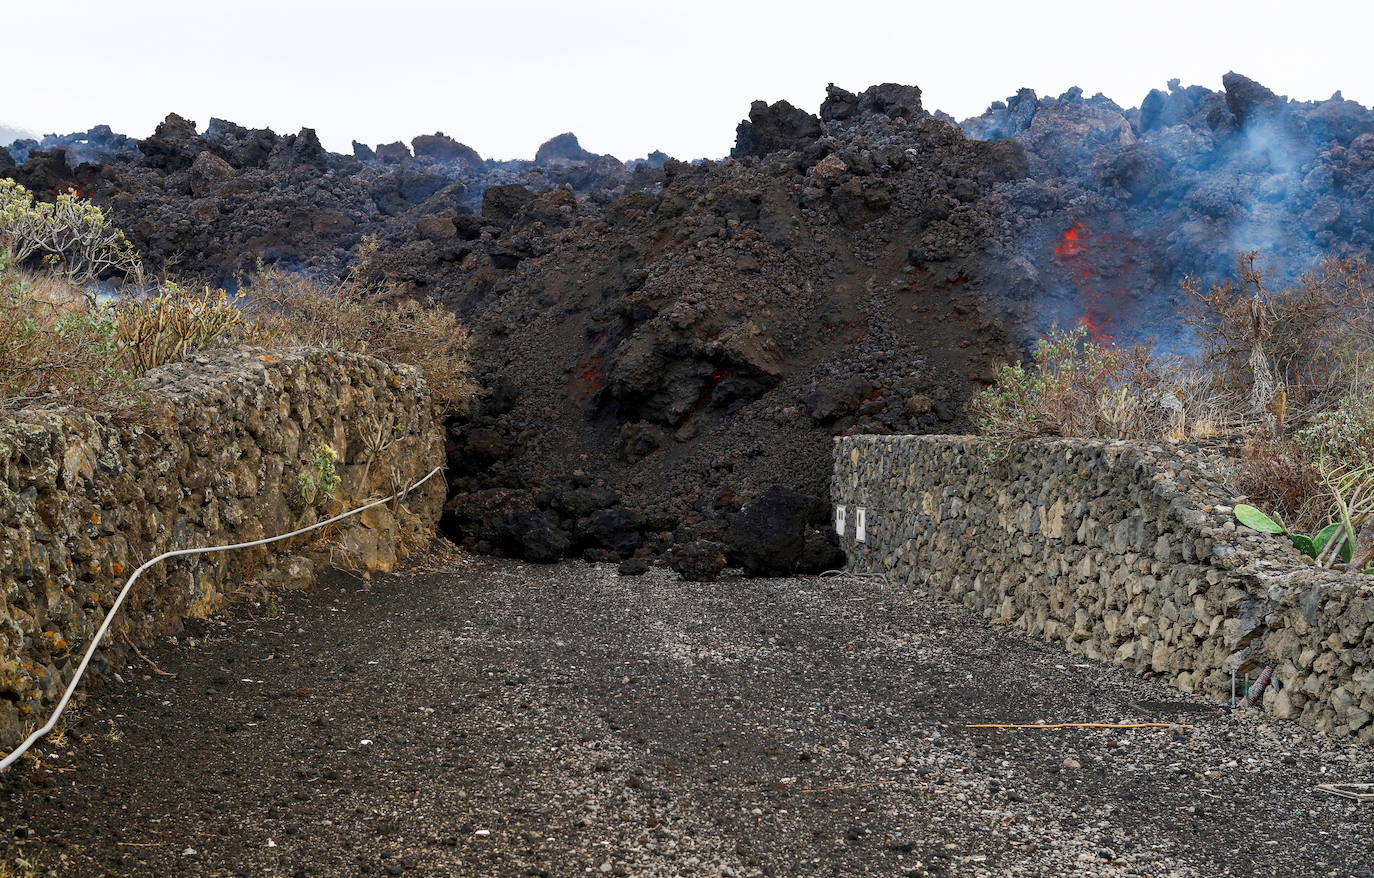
(1050, 221, 1125, 342)
(1053, 223, 1086, 259)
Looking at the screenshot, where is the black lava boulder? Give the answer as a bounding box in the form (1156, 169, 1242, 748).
(441, 488, 570, 563)
(725, 485, 828, 577)
(666, 540, 726, 582)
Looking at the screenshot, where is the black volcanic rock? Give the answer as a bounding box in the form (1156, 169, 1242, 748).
(205, 118, 277, 168)
(725, 485, 825, 576)
(10, 124, 141, 167)
(821, 83, 925, 126)
(139, 113, 203, 171)
(441, 488, 569, 562)
(412, 132, 483, 166)
(578, 506, 647, 556)
(629, 150, 671, 170)
(352, 140, 376, 162)
(4, 149, 75, 194)
(535, 132, 596, 166)
(481, 183, 537, 227)
(666, 540, 726, 582)
(375, 141, 412, 164)
(267, 128, 330, 172)
(189, 150, 236, 196)
(730, 99, 821, 158)
(1222, 71, 1285, 126)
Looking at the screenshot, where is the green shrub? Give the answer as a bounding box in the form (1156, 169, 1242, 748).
(113, 283, 248, 371)
(294, 445, 341, 508)
(1295, 393, 1374, 471)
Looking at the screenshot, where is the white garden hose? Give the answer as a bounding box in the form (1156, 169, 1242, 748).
(0, 465, 444, 771)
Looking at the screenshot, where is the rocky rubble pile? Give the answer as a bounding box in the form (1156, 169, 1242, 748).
(425, 82, 1021, 570)
(1, 117, 638, 281)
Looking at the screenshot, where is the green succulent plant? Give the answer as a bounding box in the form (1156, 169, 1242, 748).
(1234, 504, 1354, 565)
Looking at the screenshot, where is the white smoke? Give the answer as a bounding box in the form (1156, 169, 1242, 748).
(0, 122, 36, 148)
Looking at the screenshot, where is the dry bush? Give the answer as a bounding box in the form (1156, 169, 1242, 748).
(971, 323, 1230, 454)
(1183, 253, 1374, 416)
(1, 264, 248, 415)
(240, 239, 475, 412)
(113, 283, 248, 371)
(1230, 440, 1327, 533)
(0, 259, 149, 416)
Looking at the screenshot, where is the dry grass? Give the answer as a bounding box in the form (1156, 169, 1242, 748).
(240, 238, 475, 412)
(0, 261, 150, 417)
(2, 236, 474, 418)
(971, 323, 1233, 455)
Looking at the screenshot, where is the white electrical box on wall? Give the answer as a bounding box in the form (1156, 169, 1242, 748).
(856, 507, 867, 543)
(835, 504, 846, 536)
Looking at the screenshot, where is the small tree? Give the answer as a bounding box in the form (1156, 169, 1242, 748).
(0, 179, 141, 288)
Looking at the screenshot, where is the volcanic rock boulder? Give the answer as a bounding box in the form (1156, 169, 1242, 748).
(441, 488, 570, 562)
(535, 132, 597, 166)
(821, 82, 924, 122)
(577, 506, 647, 557)
(482, 184, 538, 227)
(730, 99, 822, 158)
(725, 485, 830, 576)
(666, 540, 726, 582)
(189, 151, 235, 197)
(352, 141, 377, 162)
(139, 113, 202, 171)
(412, 133, 483, 167)
(1222, 71, 1285, 126)
(3, 150, 76, 199)
(376, 141, 412, 164)
(205, 118, 277, 168)
(605, 302, 784, 426)
(267, 128, 331, 172)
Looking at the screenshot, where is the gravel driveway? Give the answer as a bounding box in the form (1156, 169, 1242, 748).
(1, 550, 1371, 877)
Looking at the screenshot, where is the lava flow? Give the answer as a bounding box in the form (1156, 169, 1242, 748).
(1051, 222, 1121, 342)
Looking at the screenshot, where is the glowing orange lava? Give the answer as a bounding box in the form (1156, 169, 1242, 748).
(1050, 221, 1120, 342)
(1053, 223, 1086, 259)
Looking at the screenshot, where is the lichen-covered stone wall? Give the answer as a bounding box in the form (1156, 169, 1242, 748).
(0, 348, 445, 749)
(833, 435, 1374, 743)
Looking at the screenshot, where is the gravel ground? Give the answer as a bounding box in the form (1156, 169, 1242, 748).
(1, 549, 1372, 877)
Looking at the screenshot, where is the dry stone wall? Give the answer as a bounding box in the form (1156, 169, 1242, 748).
(833, 435, 1374, 743)
(0, 348, 445, 750)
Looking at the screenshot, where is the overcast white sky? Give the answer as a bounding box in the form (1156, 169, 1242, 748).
(5, 0, 1372, 161)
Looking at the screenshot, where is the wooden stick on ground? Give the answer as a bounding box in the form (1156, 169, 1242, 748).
(121, 632, 176, 677)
